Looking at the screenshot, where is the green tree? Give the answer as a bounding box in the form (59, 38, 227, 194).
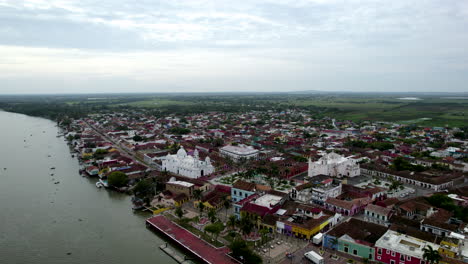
(107, 171, 128, 187)
(223, 196, 231, 218)
(133, 135, 143, 141)
(240, 216, 254, 236)
(198, 202, 205, 217)
(133, 179, 153, 198)
(208, 208, 217, 223)
(229, 240, 262, 264)
(228, 215, 237, 230)
(193, 189, 203, 200)
(259, 228, 269, 245)
(175, 206, 184, 219)
(204, 222, 224, 242)
(423, 245, 441, 264)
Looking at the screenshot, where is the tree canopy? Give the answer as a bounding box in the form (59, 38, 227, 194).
(107, 171, 129, 187)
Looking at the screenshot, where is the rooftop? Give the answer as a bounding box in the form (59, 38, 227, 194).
(167, 180, 194, 188)
(252, 194, 283, 209)
(220, 145, 259, 155)
(375, 230, 439, 259)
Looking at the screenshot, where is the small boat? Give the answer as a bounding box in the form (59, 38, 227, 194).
(96, 182, 103, 188)
(71, 155, 75, 158)
(50, 167, 56, 170)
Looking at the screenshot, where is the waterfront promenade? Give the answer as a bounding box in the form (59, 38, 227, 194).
(146, 215, 238, 264)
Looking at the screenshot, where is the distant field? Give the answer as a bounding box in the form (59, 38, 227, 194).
(2, 93, 466, 127)
(118, 98, 195, 108)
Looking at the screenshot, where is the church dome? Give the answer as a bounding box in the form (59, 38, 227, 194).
(177, 146, 187, 158)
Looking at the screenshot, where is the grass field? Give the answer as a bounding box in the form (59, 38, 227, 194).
(11, 93, 465, 127)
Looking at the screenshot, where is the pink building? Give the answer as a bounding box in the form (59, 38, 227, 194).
(374, 230, 439, 264)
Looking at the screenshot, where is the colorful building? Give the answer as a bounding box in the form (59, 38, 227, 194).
(374, 230, 439, 264)
(323, 218, 387, 262)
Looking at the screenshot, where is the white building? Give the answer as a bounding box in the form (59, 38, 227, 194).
(290, 176, 342, 205)
(219, 144, 259, 161)
(162, 147, 215, 179)
(308, 152, 360, 178)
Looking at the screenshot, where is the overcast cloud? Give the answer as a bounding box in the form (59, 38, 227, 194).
(0, 0, 467, 94)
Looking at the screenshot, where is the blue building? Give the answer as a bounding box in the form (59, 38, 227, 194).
(231, 180, 256, 219)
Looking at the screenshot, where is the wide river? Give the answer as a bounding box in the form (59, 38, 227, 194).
(0, 111, 177, 264)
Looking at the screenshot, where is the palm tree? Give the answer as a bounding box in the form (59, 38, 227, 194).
(208, 207, 217, 223)
(198, 202, 205, 217)
(329, 237, 339, 258)
(240, 216, 254, 237)
(222, 196, 231, 218)
(228, 215, 237, 230)
(175, 206, 183, 219)
(423, 245, 441, 264)
(259, 228, 269, 245)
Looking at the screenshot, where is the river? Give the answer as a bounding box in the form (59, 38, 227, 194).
(0, 111, 177, 264)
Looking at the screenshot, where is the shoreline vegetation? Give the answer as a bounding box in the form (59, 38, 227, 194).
(0, 92, 467, 127)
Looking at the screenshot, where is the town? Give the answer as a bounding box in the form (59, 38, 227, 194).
(63, 108, 467, 264)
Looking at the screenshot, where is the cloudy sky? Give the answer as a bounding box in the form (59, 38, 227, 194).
(0, 0, 467, 94)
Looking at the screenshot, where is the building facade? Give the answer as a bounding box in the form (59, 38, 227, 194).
(308, 152, 360, 178)
(162, 147, 215, 179)
(220, 144, 259, 161)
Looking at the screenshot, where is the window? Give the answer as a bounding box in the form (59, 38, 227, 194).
(344, 247, 349, 253)
(400, 255, 405, 261)
(407, 256, 411, 261)
(378, 248, 382, 255)
(387, 250, 390, 254)
(353, 249, 357, 255)
(234, 190, 237, 195)
(391, 251, 396, 257)
(390, 260, 395, 264)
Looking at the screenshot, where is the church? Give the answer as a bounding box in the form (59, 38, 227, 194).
(308, 152, 360, 178)
(162, 146, 215, 179)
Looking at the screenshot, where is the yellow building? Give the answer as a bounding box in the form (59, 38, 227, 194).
(438, 237, 460, 258)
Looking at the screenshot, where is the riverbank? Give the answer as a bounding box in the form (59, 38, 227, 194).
(0, 111, 177, 264)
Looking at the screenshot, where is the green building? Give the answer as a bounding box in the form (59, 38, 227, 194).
(323, 218, 387, 261)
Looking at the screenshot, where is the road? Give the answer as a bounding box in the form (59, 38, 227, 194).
(83, 121, 159, 170)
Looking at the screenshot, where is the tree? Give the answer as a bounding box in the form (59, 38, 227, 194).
(228, 215, 237, 230)
(259, 228, 269, 245)
(107, 171, 128, 187)
(240, 216, 254, 236)
(132, 135, 143, 141)
(329, 237, 339, 257)
(133, 179, 153, 198)
(223, 196, 231, 218)
(175, 206, 184, 219)
(229, 240, 262, 264)
(198, 202, 205, 217)
(208, 208, 217, 223)
(193, 189, 203, 200)
(204, 222, 224, 242)
(423, 245, 441, 264)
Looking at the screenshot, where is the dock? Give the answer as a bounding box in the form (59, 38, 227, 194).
(159, 244, 192, 264)
(146, 215, 239, 264)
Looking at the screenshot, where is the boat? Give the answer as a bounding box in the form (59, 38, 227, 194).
(97, 179, 109, 188)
